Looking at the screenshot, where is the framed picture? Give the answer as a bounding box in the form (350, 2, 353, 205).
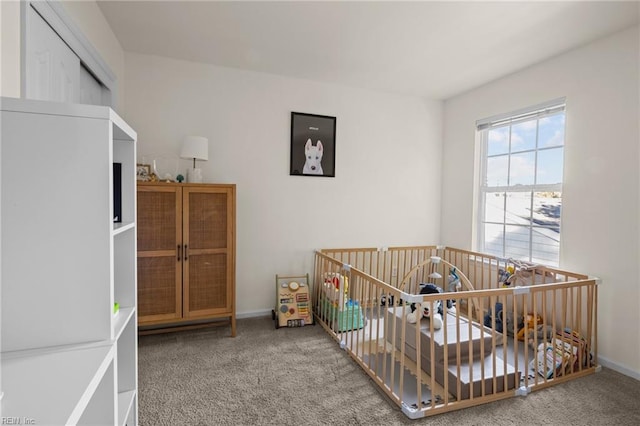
(290, 112, 336, 177)
(136, 163, 151, 181)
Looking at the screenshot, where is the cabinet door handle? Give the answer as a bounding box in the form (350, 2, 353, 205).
(177, 245, 181, 261)
(184, 244, 188, 261)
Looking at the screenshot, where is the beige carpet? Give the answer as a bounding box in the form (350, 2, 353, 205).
(139, 317, 640, 425)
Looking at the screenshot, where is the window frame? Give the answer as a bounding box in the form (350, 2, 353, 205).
(476, 99, 566, 266)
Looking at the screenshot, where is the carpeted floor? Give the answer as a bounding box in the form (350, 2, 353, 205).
(138, 316, 640, 425)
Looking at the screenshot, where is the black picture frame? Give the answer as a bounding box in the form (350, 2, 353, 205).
(290, 112, 336, 177)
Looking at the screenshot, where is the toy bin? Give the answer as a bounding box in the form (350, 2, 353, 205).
(320, 299, 365, 332)
(272, 274, 313, 328)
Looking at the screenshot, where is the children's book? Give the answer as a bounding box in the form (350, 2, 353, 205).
(530, 342, 572, 379)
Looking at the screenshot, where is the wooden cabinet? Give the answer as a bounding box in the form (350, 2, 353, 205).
(137, 183, 236, 336)
(1, 97, 138, 425)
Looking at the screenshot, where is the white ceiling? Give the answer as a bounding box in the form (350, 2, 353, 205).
(97, 1, 639, 100)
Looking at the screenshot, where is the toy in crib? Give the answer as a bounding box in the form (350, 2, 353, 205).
(448, 267, 462, 293)
(498, 266, 515, 287)
(530, 328, 589, 378)
(322, 272, 349, 307)
(407, 283, 445, 330)
(500, 259, 548, 287)
(526, 324, 556, 350)
(446, 267, 462, 310)
(321, 273, 365, 331)
(516, 313, 544, 341)
(483, 302, 525, 336)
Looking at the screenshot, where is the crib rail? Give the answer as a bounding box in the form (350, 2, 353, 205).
(320, 246, 588, 290)
(313, 249, 598, 418)
(440, 247, 588, 290)
(320, 246, 439, 290)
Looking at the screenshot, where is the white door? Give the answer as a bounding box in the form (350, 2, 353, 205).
(26, 6, 79, 103)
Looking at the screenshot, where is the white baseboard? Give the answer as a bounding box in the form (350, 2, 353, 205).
(597, 355, 640, 381)
(237, 309, 272, 319)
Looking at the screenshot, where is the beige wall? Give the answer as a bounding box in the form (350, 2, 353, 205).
(442, 26, 640, 378)
(124, 52, 444, 317)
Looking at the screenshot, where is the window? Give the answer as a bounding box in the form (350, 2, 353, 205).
(476, 100, 565, 266)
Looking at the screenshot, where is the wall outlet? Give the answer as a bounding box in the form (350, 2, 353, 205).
(391, 267, 398, 277)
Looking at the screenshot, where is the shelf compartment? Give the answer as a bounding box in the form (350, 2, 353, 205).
(117, 315, 137, 393)
(113, 306, 135, 341)
(1, 344, 115, 425)
(116, 313, 138, 424)
(118, 390, 136, 426)
(114, 227, 137, 315)
(113, 138, 136, 225)
(78, 359, 117, 424)
(113, 221, 135, 236)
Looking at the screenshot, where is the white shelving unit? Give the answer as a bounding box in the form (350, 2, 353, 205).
(1, 97, 138, 425)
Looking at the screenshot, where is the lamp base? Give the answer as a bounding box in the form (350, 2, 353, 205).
(187, 168, 203, 183)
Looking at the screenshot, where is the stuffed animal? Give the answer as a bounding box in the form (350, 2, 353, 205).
(448, 268, 462, 293)
(380, 293, 394, 306)
(526, 325, 555, 350)
(484, 302, 524, 336)
(516, 313, 544, 341)
(407, 300, 443, 329)
(503, 310, 524, 337)
(407, 283, 444, 330)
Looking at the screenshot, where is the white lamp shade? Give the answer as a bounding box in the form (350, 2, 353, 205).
(180, 136, 209, 161)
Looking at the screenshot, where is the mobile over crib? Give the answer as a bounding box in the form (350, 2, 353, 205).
(312, 246, 598, 419)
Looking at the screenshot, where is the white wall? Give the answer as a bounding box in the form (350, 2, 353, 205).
(124, 52, 443, 316)
(442, 26, 640, 377)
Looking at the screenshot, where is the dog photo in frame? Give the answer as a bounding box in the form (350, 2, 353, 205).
(290, 112, 336, 177)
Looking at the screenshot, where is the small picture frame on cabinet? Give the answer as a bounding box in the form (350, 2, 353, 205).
(136, 163, 151, 181)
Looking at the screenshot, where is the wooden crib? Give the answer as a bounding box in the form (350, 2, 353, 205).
(312, 246, 598, 419)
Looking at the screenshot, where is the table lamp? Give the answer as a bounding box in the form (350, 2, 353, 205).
(180, 136, 209, 183)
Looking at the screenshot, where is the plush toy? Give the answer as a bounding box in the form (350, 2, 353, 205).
(407, 284, 444, 330)
(447, 268, 462, 310)
(484, 302, 524, 336)
(407, 300, 443, 329)
(516, 313, 544, 341)
(448, 267, 462, 293)
(526, 325, 556, 350)
(484, 302, 500, 331)
(503, 311, 524, 337)
(380, 293, 394, 306)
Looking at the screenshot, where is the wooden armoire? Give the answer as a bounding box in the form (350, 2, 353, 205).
(136, 182, 236, 336)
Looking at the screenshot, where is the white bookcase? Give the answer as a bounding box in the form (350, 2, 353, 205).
(1, 97, 138, 425)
